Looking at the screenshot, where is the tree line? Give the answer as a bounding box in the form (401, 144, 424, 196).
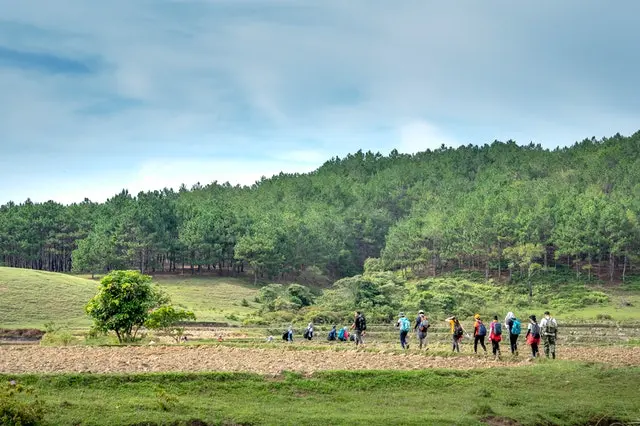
(1, 131, 639, 283)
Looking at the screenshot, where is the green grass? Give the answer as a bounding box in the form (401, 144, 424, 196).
(0, 268, 261, 329)
(0, 267, 97, 329)
(2, 363, 639, 425)
(153, 275, 260, 324)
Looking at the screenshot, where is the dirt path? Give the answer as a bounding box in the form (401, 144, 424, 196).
(1, 345, 639, 374)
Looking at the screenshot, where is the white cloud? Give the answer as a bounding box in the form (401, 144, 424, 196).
(1, 0, 640, 204)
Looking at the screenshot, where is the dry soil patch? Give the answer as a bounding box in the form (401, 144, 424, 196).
(1, 345, 639, 374)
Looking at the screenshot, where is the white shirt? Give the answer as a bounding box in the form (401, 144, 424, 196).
(540, 317, 557, 335)
(540, 317, 557, 329)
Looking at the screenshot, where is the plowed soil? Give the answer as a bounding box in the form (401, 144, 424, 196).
(1, 345, 639, 374)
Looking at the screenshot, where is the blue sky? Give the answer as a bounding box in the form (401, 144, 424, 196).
(1, 0, 639, 205)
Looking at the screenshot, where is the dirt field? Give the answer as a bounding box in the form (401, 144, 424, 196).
(1, 345, 639, 375)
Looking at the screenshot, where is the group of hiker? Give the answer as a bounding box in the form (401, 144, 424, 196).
(280, 309, 558, 360)
(282, 311, 368, 345)
(444, 310, 558, 360)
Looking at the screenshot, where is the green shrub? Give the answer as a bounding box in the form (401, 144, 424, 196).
(0, 381, 45, 426)
(40, 330, 74, 346)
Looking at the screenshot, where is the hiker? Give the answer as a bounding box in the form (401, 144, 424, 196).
(304, 322, 314, 340)
(285, 325, 293, 342)
(396, 312, 411, 350)
(328, 325, 337, 341)
(337, 326, 349, 342)
(526, 315, 541, 358)
(416, 312, 430, 350)
(540, 311, 558, 359)
(473, 314, 487, 354)
(350, 311, 367, 348)
(414, 310, 425, 333)
(446, 316, 465, 352)
(489, 315, 502, 360)
(505, 312, 521, 355)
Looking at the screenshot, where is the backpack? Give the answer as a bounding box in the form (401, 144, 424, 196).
(356, 314, 367, 331)
(531, 323, 540, 338)
(477, 322, 487, 336)
(282, 331, 289, 341)
(337, 328, 345, 340)
(454, 323, 463, 337)
(328, 329, 337, 341)
(303, 329, 310, 339)
(419, 318, 430, 333)
(493, 322, 502, 336)
(400, 317, 410, 332)
(512, 319, 521, 335)
(544, 319, 557, 336)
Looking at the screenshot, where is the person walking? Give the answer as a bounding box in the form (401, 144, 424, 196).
(416, 312, 430, 350)
(327, 325, 337, 341)
(473, 314, 487, 355)
(414, 310, 425, 332)
(526, 315, 541, 359)
(350, 311, 367, 348)
(396, 312, 411, 350)
(446, 316, 465, 352)
(304, 322, 314, 340)
(505, 312, 521, 356)
(489, 315, 502, 360)
(540, 311, 558, 359)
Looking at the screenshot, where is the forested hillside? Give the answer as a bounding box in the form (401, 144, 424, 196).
(1, 131, 639, 283)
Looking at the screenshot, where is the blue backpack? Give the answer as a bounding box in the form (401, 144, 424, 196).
(400, 317, 410, 332)
(493, 322, 502, 336)
(338, 328, 345, 340)
(511, 319, 521, 335)
(477, 322, 487, 336)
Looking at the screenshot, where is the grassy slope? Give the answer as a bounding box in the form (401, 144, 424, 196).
(0, 268, 260, 329)
(0, 267, 97, 328)
(153, 275, 260, 324)
(1, 266, 639, 330)
(3, 364, 639, 425)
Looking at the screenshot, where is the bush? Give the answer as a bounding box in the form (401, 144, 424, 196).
(40, 330, 74, 346)
(0, 381, 45, 426)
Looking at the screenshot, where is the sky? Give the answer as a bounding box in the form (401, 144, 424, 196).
(1, 0, 639, 205)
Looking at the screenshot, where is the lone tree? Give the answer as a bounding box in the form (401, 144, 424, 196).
(145, 305, 196, 343)
(86, 270, 168, 343)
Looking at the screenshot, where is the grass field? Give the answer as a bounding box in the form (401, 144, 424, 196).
(2, 267, 640, 330)
(0, 267, 97, 328)
(152, 275, 260, 324)
(0, 268, 261, 329)
(2, 363, 639, 425)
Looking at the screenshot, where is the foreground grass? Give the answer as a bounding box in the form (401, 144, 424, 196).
(2, 363, 639, 425)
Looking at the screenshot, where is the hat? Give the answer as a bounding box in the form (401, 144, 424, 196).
(399, 312, 405, 317)
(418, 310, 424, 314)
(474, 314, 480, 319)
